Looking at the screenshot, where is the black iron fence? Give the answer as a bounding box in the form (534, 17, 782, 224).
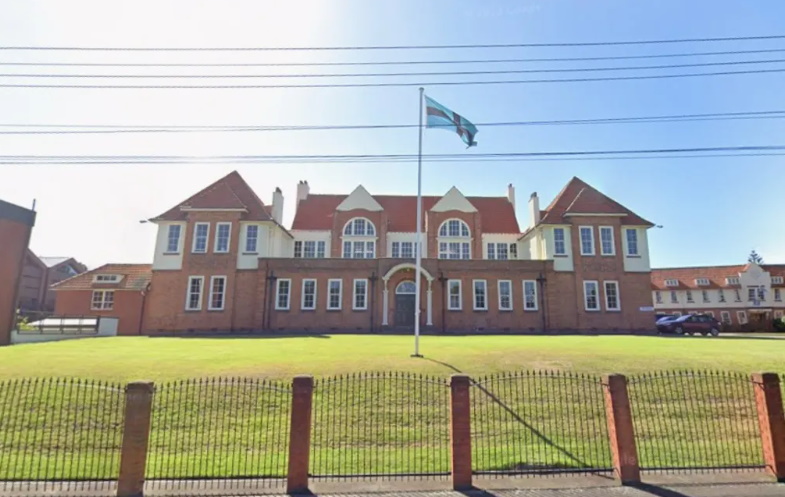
(0, 378, 124, 494)
(471, 371, 612, 477)
(310, 372, 450, 480)
(628, 370, 764, 472)
(145, 378, 291, 494)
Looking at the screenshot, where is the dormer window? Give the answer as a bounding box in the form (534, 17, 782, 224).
(342, 218, 376, 259)
(695, 278, 709, 286)
(773, 276, 784, 285)
(726, 277, 740, 285)
(92, 274, 122, 284)
(665, 279, 679, 287)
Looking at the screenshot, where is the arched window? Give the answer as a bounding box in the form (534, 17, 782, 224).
(396, 281, 417, 294)
(437, 219, 471, 260)
(342, 217, 376, 259)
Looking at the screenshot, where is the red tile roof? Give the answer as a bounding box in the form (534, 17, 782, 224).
(651, 264, 785, 290)
(153, 171, 272, 222)
(540, 177, 653, 226)
(292, 193, 520, 233)
(52, 264, 152, 291)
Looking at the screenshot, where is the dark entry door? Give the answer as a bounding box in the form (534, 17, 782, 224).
(395, 294, 416, 328)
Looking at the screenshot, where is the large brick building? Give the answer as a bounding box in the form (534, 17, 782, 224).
(53, 171, 656, 334)
(0, 199, 36, 346)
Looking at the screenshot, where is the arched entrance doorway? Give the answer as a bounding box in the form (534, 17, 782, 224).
(394, 281, 417, 327)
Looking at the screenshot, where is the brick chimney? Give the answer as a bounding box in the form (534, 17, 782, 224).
(272, 187, 284, 224)
(529, 192, 540, 228)
(507, 183, 515, 209)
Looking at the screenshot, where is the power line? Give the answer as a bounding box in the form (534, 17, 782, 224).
(3, 34, 785, 51)
(4, 48, 785, 67)
(3, 67, 784, 88)
(1, 110, 784, 135)
(5, 58, 785, 79)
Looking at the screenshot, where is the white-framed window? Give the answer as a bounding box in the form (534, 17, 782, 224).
(438, 219, 471, 260)
(719, 289, 726, 303)
(166, 225, 182, 253)
(185, 276, 204, 311)
(343, 240, 375, 259)
(738, 310, 748, 325)
(448, 280, 462, 310)
(773, 310, 783, 319)
(599, 226, 615, 256)
(702, 290, 710, 303)
(655, 291, 662, 304)
(625, 228, 639, 256)
(214, 222, 231, 253)
(604, 281, 620, 311)
(343, 217, 376, 236)
(487, 243, 512, 260)
(584, 281, 600, 311)
(192, 223, 210, 253)
(686, 290, 694, 303)
(523, 280, 538, 311)
(758, 287, 766, 301)
(301, 279, 317, 310)
(726, 277, 740, 285)
(473, 280, 488, 311)
(439, 219, 470, 237)
(93, 274, 122, 283)
(670, 291, 678, 304)
(245, 225, 259, 253)
(665, 279, 679, 287)
(295, 240, 327, 258)
(734, 289, 742, 302)
(773, 276, 784, 285)
(439, 242, 471, 260)
(553, 228, 567, 255)
(579, 226, 595, 256)
(498, 280, 512, 311)
(353, 279, 368, 310)
(748, 288, 757, 302)
(208, 276, 226, 311)
(327, 279, 342, 310)
(90, 290, 114, 310)
(720, 311, 732, 325)
(275, 279, 291, 310)
(391, 241, 415, 258)
(695, 278, 709, 286)
(775, 288, 782, 302)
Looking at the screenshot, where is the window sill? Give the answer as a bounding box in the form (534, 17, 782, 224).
(163, 252, 180, 256)
(601, 253, 616, 257)
(242, 252, 259, 256)
(524, 308, 539, 312)
(626, 255, 642, 259)
(300, 308, 316, 312)
(352, 308, 368, 312)
(274, 308, 290, 312)
(585, 309, 601, 312)
(580, 253, 595, 257)
(191, 251, 207, 255)
(553, 254, 569, 258)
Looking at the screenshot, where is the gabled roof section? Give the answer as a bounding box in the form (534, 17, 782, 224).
(430, 187, 478, 213)
(540, 177, 653, 226)
(152, 171, 273, 222)
(336, 185, 384, 212)
(52, 264, 152, 291)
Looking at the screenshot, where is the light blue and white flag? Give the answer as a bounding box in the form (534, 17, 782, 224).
(425, 95, 478, 147)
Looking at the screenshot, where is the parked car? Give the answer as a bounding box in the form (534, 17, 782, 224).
(657, 314, 721, 336)
(655, 314, 678, 325)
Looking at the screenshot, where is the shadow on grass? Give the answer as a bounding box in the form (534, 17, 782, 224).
(148, 332, 332, 340)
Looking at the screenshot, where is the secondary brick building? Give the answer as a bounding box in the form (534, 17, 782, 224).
(0, 199, 36, 346)
(54, 171, 656, 334)
(18, 252, 87, 314)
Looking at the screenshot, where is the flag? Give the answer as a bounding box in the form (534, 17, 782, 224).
(424, 95, 478, 147)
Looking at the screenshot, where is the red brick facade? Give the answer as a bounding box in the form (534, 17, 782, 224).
(0, 200, 36, 345)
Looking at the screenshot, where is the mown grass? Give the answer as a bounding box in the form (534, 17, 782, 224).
(0, 335, 780, 480)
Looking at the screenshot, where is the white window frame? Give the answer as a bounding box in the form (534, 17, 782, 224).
(523, 280, 538, 311)
(695, 278, 710, 286)
(439, 219, 470, 238)
(93, 274, 122, 283)
(737, 310, 748, 325)
(473, 279, 488, 311)
(719, 289, 726, 302)
(775, 288, 782, 302)
(498, 280, 513, 311)
(599, 226, 615, 256)
(343, 217, 376, 236)
(655, 291, 662, 304)
(665, 279, 679, 287)
(686, 290, 694, 303)
(625, 228, 639, 256)
(604, 280, 621, 311)
(553, 227, 567, 255)
(353, 279, 368, 311)
(166, 224, 182, 253)
(327, 279, 343, 310)
(342, 240, 375, 259)
(584, 280, 600, 311)
(90, 290, 114, 310)
(245, 225, 259, 254)
(275, 278, 291, 311)
(214, 222, 232, 253)
(208, 276, 227, 311)
(192, 223, 210, 253)
(734, 289, 742, 302)
(579, 226, 595, 256)
(447, 280, 462, 310)
(702, 290, 710, 303)
(726, 277, 740, 285)
(670, 291, 678, 304)
(301, 278, 317, 310)
(773, 276, 784, 285)
(439, 241, 471, 260)
(185, 276, 204, 311)
(720, 311, 732, 325)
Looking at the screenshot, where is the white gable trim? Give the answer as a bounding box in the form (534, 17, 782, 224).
(563, 212, 625, 217)
(430, 187, 477, 213)
(336, 185, 383, 212)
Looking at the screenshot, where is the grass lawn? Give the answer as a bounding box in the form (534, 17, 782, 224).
(0, 334, 780, 481)
(1, 334, 784, 381)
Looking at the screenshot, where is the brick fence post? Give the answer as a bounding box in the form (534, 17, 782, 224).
(450, 374, 472, 490)
(117, 381, 154, 497)
(751, 372, 785, 481)
(287, 375, 314, 494)
(602, 374, 640, 485)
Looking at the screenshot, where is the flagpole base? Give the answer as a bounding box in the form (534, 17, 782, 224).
(410, 354, 424, 358)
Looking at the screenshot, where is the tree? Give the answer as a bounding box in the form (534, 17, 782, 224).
(748, 250, 764, 265)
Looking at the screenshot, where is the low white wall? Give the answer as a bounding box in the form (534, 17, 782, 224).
(11, 317, 118, 344)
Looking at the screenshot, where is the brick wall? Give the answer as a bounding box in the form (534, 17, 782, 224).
(54, 290, 146, 336)
(0, 203, 35, 346)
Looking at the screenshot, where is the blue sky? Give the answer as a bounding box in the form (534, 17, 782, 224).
(1, 0, 784, 268)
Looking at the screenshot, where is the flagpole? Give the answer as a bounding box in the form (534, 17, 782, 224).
(413, 87, 424, 358)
